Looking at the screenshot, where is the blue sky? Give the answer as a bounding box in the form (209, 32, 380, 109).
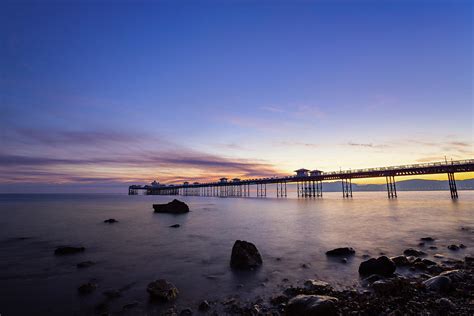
(0, 0, 472, 192)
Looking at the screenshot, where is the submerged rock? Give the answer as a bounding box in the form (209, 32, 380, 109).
(104, 218, 118, 223)
(77, 261, 95, 268)
(147, 279, 179, 301)
(358, 256, 396, 276)
(55, 246, 85, 255)
(403, 248, 426, 257)
(325, 247, 355, 256)
(230, 240, 263, 269)
(169, 224, 180, 228)
(420, 237, 435, 242)
(78, 282, 97, 295)
(448, 244, 460, 251)
(286, 294, 338, 316)
(423, 276, 452, 293)
(153, 199, 189, 214)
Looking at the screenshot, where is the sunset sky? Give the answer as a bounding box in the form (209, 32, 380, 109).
(1, 1, 473, 192)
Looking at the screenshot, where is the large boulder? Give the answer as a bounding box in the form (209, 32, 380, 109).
(54, 246, 85, 255)
(153, 199, 189, 214)
(230, 240, 262, 269)
(325, 247, 355, 256)
(147, 279, 179, 301)
(286, 295, 338, 316)
(358, 256, 396, 276)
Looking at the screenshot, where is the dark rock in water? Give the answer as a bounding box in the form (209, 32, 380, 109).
(427, 264, 444, 275)
(103, 289, 121, 299)
(448, 244, 460, 251)
(198, 300, 211, 311)
(341, 258, 348, 264)
(390, 255, 410, 266)
(403, 248, 426, 257)
(147, 279, 179, 301)
(153, 199, 189, 214)
(423, 276, 452, 293)
(301, 263, 310, 269)
(429, 246, 438, 250)
(459, 243, 466, 249)
(421, 237, 435, 242)
(78, 282, 97, 295)
(104, 218, 118, 223)
(418, 242, 425, 247)
(180, 308, 193, 316)
(325, 247, 355, 256)
(358, 256, 396, 276)
(77, 261, 95, 268)
(169, 224, 180, 228)
(304, 280, 332, 293)
(286, 294, 338, 316)
(230, 240, 262, 270)
(55, 246, 85, 255)
(413, 261, 427, 270)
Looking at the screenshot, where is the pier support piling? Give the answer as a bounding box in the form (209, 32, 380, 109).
(386, 175, 397, 199)
(342, 178, 352, 198)
(448, 172, 458, 199)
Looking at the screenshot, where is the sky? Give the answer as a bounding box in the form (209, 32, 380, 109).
(0, 0, 473, 193)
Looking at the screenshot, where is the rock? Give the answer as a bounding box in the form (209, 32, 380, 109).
(427, 264, 444, 275)
(422, 259, 437, 266)
(153, 199, 189, 214)
(363, 274, 381, 283)
(372, 279, 401, 295)
(230, 240, 262, 269)
(198, 300, 211, 311)
(147, 279, 179, 301)
(286, 295, 338, 316)
(460, 243, 466, 249)
(358, 256, 396, 276)
(429, 246, 438, 250)
(413, 261, 427, 270)
(325, 247, 355, 256)
(77, 261, 95, 268)
(55, 246, 85, 255)
(169, 224, 180, 228)
(390, 255, 410, 266)
(448, 244, 460, 251)
(78, 282, 97, 294)
(104, 218, 118, 223)
(103, 289, 121, 299)
(421, 237, 435, 242)
(180, 308, 193, 316)
(439, 269, 464, 282)
(403, 248, 426, 257)
(437, 297, 456, 310)
(465, 255, 474, 264)
(304, 280, 332, 293)
(341, 258, 348, 264)
(418, 242, 425, 247)
(301, 263, 310, 268)
(423, 276, 452, 293)
(434, 254, 444, 258)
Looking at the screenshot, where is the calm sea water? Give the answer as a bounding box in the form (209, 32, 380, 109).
(0, 191, 473, 315)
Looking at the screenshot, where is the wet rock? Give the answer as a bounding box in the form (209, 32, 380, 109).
(286, 294, 338, 316)
(153, 199, 189, 214)
(372, 279, 402, 296)
(341, 258, 348, 264)
(460, 243, 467, 249)
(423, 276, 452, 293)
(427, 264, 444, 275)
(363, 274, 381, 283)
(78, 282, 98, 295)
(169, 224, 180, 228)
(439, 269, 464, 282)
(104, 218, 118, 223)
(434, 254, 444, 258)
(77, 261, 95, 268)
(198, 300, 211, 311)
(304, 280, 332, 293)
(103, 289, 121, 299)
(421, 259, 437, 266)
(448, 244, 460, 251)
(358, 256, 396, 277)
(230, 240, 262, 270)
(418, 242, 425, 247)
(421, 237, 435, 242)
(147, 279, 179, 301)
(465, 255, 474, 264)
(437, 297, 456, 310)
(403, 248, 426, 257)
(325, 247, 355, 256)
(390, 255, 410, 266)
(55, 246, 85, 255)
(179, 308, 193, 316)
(429, 246, 438, 250)
(413, 261, 427, 270)
(301, 263, 310, 269)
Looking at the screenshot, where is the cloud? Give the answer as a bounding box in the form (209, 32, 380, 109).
(347, 142, 388, 148)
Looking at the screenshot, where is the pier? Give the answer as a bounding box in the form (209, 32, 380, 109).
(128, 159, 474, 199)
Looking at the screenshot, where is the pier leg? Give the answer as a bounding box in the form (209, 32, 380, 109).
(448, 172, 458, 199)
(386, 176, 397, 198)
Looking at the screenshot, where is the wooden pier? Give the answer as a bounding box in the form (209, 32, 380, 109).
(128, 159, 474, 199)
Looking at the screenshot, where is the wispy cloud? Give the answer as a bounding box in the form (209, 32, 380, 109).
(347, 142, 388, 148)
